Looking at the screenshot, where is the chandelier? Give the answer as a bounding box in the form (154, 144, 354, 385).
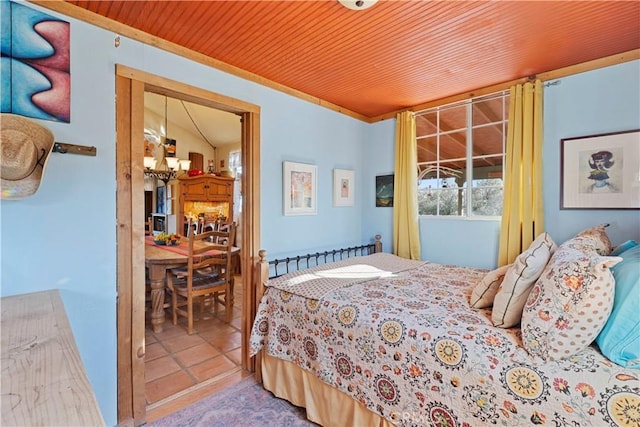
(143, 95, 191, 184)
(143, 155, 191, 184)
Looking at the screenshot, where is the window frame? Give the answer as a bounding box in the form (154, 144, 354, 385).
(415, 91, 508, 218)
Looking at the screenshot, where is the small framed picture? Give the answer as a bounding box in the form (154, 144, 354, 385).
(283, 161, 317, 215)
(376, 174, 394, 207)
(561, 129, 640, 209)
(333, 169, 354, 207)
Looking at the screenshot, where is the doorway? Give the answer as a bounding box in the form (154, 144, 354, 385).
(142, 90, 247, 414)
(115, 65, 261, 426)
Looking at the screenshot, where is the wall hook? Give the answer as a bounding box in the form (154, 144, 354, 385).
(52, 142, 97, 157)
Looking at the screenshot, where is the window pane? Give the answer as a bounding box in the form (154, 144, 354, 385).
(417, 135, 437, 164)
(418, 187, 462, 216)
(416, 112, 437, 136)
(440, 104, 467, 131)
(472, 96, 505, 126)
(468, 179, 503, 216)
(439, 130, 466, 162)
(472, 124, 504, 157)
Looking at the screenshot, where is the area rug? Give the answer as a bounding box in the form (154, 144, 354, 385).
(150, 377, 317, 427)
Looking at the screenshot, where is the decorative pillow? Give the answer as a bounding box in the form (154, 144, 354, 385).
(521, 235, 622, 361)
(611, 240, 638, 256)
(575, 223, 613, 256)
(470, 264, 512, 309)
(596, 244, 640, 368)
(492, 232, 557, 328)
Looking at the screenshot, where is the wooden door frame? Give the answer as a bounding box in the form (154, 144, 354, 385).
(115, 65, 261, 426)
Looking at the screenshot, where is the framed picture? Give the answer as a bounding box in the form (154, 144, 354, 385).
(561, 129, 640, 209)
(333, 169, 354, 207)
(283, 161, 317, 215)
(376, 174, 394, 207)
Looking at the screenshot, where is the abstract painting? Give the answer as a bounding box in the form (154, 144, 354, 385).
(1, 1, 70, 122)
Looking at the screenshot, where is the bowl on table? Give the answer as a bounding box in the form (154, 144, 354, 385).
(153, 234, 180, 246)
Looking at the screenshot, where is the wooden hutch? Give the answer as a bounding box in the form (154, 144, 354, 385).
(177, 174, 234, 235)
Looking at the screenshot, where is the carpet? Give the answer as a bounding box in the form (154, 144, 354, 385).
(149, 377, 318, 427)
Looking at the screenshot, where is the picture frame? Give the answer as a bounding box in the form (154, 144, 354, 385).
(560, 129, 640, 210)
(333, 169, 355, 207)
(283, 161, 317, 215)
(376, 174, 394, 207)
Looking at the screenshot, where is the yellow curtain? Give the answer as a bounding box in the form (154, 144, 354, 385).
(393, 111, 421, 260)
(498, 80, 545, 265)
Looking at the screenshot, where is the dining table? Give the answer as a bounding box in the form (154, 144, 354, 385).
(144, 235, 240, 333)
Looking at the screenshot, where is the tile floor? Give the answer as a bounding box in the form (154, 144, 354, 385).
(145, 274, 246, 418)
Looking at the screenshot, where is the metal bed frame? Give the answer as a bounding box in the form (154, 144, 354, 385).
(268, 235, 382, 279)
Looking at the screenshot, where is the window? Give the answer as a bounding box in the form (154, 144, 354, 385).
(228, 150, 242, 215)
(416, 92, 508, 217)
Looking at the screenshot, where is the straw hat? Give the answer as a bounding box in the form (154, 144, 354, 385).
(1, 114, 55, 199)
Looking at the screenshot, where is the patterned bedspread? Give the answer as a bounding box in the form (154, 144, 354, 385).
(250, 255, 640, 427)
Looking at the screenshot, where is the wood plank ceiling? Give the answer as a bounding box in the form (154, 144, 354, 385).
(64, 0, 640, 120)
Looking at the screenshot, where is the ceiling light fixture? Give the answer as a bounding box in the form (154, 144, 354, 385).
(144, 96, 191, 184)
(338, 0, 378, 10)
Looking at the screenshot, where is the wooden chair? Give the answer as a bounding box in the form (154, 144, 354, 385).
(165, 224, 235, 334)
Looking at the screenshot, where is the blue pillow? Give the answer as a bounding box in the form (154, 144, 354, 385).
(596, 244, 640, 368)
(611, 240, 638, 256)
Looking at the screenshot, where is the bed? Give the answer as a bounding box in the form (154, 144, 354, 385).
(250, 230, 640, 426)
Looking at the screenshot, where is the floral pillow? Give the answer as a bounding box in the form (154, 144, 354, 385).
(521, 235, 622, 361)
(492, 232, 557, 328)
(575, 223, 613, 256)
(470, 264, 511, 309)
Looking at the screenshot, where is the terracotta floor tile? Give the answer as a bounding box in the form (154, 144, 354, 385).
(210, 331, 241, 352)
(151, 319, 188, 340)
(161, 332, 206, 353)
(198, 323, 237, 340)
(144, 273, 245, 417)
(146, 370, 197, 404)
(188, 354, 237, 382)
(225, 347, 242, 365)
(145, 342, 167, 361)
(146, 329, 157, 344)
(174, 342, 221, 367)
(146, 355, 182, 383)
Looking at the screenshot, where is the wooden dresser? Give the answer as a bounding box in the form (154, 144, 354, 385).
(1, 290, 104, 426)
(177, 174, 234, 234)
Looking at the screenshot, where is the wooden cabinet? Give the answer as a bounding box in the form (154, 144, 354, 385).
(1, 290, 105, 426)
(177, 175, 234, 235)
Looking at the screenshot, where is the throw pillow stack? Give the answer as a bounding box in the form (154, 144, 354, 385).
(470, 224, 631, 364)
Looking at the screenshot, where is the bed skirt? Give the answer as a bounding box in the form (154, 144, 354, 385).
(262, 353, 392, 427)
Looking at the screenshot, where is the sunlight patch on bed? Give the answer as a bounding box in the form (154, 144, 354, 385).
(280, 265, 394, 286)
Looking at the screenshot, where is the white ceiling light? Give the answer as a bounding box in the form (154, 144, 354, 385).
(338, 0, 378, 10)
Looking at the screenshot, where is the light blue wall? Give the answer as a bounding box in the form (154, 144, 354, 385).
(543, 61, 640, 245)
(1, 3, 638, 425)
